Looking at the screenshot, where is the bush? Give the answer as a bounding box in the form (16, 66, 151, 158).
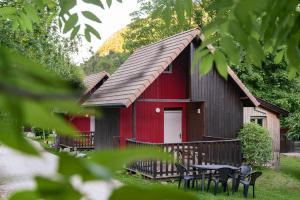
(286, 113, 300, 141)
(238, 123, 272, 168)
(33, 127, 52, 139)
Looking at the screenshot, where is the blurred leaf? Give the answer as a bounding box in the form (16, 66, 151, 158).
(59, 0, 76, 15)
(106, 0, 112, 8)
(84, 27, 91, 42)
(162, 4, 172, 26)
(214, 50, 228, 79)
(70, 25, 80, 39)
(0, 7, 17, 16)
(20, 13, 33, 32)
(63, 14, 78, 34)
(184, 0, 193, 19)
(228, 19, 248, 48)
(199, 53, 213, 75)
(24, 5, 39, 23)
(90, 147, 170, 172)
(58, 153, 111, 181)
(83, 0, 105, 9)
(82, 11, 101, 23)
(0, 121, 38, 155)
(274, 49, 285, 64)
(248, 37, 265, 67)
(109, 185, 198, 200)
(35, 176, 82, 200)
(286, 36, 300, 69)
(175, 0, 185, 24)
(23, 100, 76, 136)
(219, 36, 240, 65)
(85, 24, 101, 40)
(9, 190, 39, 200)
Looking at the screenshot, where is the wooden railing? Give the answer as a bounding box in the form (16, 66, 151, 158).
(126, 138, 242, 179)
(58, 131, 95, 150)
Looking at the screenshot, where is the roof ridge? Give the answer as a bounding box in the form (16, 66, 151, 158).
(136, 28, 200, 51)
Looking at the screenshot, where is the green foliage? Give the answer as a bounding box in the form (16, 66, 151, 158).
(286, 113, 300, 141)
(203, 0, 300, 78)
(238, 123, 272, 168)
(154, 0, 300, 79)
(122, 0, 211, 53)
(81, 51, 129, 74)
(231, 55, 300, 135)
(33, 127, 52, 139)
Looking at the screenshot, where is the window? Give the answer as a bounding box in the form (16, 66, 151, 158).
(250, 117, 265, 127)
(163, 64, 173, 74)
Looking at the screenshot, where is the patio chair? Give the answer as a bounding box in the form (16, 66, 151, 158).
(207, 167, 234, 195)
(240, 171, 262, 198)
(234, 165, 252, 192)
(175, 163, 197, 191)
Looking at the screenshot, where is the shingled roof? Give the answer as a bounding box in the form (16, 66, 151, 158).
(84, 28, 259, 107)
(256, 97, 289, 116)
(81, 71, 109, 101)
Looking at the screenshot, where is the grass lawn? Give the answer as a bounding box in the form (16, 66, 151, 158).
(115, 155, 300, 200)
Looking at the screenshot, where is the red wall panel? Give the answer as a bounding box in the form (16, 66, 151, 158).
(120, 105, 133, 147)
(120, 48, 189, 144)
(136, 102, 187, 143)
(140, 49, 189, 99)
(65, 116, 90, 133)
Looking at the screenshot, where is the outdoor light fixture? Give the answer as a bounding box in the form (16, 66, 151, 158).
(197, 108, 201, 114)
(155, 108, 161, 113)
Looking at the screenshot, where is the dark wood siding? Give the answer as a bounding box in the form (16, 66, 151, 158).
(187, 102, 204, 141)
(95, 108, 120, 150)
(190, 43, 244, 138)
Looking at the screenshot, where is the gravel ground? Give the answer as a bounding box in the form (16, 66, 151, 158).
(0, 141, 120, 200)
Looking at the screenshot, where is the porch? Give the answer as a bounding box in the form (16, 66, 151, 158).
(57, 131, 95, 150)
(126, 137, 242, 180)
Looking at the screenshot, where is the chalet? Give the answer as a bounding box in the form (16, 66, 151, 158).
(76, 29, 286, 178)
(84, 29, 259, 148)
(244, 97, 289, 169)
(59, 72, 109, 149)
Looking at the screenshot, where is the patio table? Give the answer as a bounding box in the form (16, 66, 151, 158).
(192, 164, 239, 192)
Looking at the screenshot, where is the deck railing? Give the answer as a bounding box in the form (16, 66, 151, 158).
(126, 138, 242, 179)
(58, 131, 95, 150)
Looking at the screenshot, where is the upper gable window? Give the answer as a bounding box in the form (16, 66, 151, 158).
(163, 64, 173, 74)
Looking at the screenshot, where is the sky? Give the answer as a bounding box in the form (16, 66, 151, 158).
(70, 0, 140, 64)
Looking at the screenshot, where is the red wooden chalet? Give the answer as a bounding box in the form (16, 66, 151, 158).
(83, 29, 261, 179)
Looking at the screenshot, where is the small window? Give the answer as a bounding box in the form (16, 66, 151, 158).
(163, 64, 173, 74)
(250, 117, 265, 127)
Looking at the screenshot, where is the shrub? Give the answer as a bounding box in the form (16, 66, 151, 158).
(238, 123, 272, 168)
(286, 113, 300, 141)
(33, 127, 52, 139)
(33, 127, 43, 138)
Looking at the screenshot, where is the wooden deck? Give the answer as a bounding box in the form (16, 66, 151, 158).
(126, 138, 242, 180)
(58, 132, 95, 150)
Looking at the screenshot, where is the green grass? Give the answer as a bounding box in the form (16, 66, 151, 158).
(115, 156, 300, 200)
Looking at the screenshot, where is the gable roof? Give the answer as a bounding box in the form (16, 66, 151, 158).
(84, 28, 259, 107)
(256, 97, 289, 116)
(81, 71, 109, 101)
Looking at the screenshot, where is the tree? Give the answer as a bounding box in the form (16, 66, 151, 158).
(122, 0, 211, 53)
(81, 51, 129, 75)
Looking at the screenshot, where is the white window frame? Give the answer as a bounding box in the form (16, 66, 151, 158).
(250, 116, 266, 127)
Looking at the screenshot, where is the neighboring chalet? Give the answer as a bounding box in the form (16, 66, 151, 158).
(244, 97, 289, 169)
(59, 72, 109, 149)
